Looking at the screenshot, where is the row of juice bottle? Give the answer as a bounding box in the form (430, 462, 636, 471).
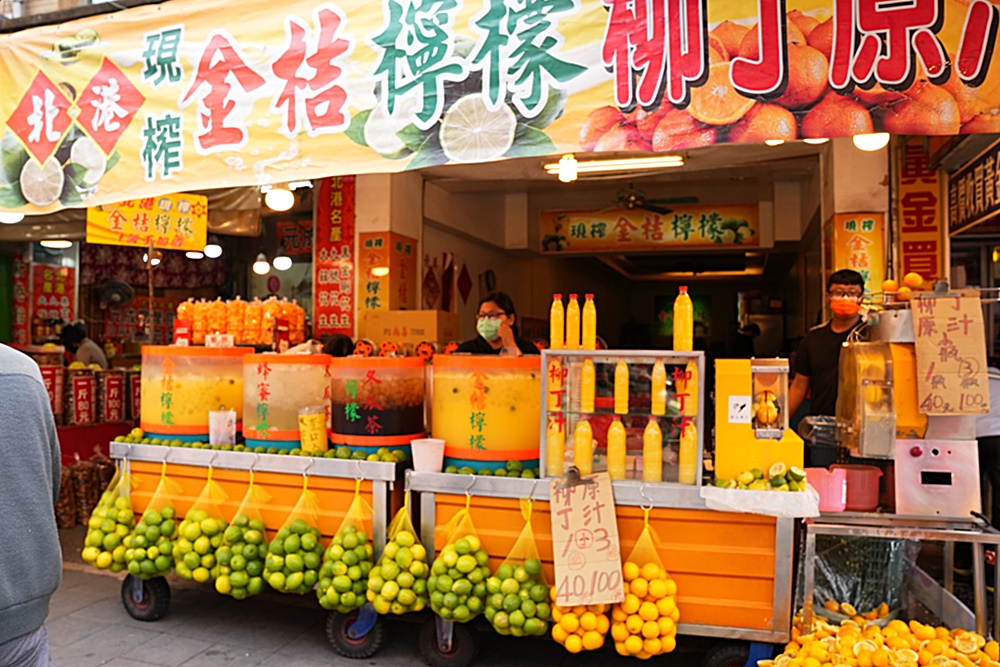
(176, 296, 306, 346)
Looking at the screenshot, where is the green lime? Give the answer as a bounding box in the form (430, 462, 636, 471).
(439, 94, 516, 163)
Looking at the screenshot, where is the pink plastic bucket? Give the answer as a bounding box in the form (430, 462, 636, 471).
(806, 468, 847, 512)
(831, 464, 883, 511)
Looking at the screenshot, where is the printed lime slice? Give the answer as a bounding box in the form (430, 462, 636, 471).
(69, 136, 107, 186)
(439, 94, 516, 163)
(20, 157, 64, 206)
(364, 101, 412, 159)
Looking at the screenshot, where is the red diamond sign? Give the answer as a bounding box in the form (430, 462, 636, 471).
(6, 72, 73, 164)
(76, 58, 145, 155)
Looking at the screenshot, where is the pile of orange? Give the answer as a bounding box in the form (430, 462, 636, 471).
(550, 593, 610, 654)
(610, 561, 680, 660)
(761, 617, 1000, 667)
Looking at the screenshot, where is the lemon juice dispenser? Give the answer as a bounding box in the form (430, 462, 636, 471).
(714, 358, 804, 481)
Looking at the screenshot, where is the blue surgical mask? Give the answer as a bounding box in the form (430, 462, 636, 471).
(477, 318, 501, 341)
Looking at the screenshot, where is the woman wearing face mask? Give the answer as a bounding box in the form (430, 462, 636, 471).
(455, 292, 539, 356)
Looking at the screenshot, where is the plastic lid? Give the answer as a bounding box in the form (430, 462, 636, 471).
(569, 293, 578, 299)
(585, 293, 594, 299)
(679, 286, 688, 293)
(553, 293, 562, 299)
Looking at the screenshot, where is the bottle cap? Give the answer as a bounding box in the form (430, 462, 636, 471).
(569, 293, 578, 299)
(585, 293, 594, 299)
(553, 294, 562, 299)
(679, 286, 688, 293)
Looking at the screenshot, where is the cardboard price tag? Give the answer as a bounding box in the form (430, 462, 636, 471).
(549, 472, 624, 607)
(912, 291, 990, 414)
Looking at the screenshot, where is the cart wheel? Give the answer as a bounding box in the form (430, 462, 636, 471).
(703, 642, 752, 667)
(120, 575, 170, 622)
(326, 609, 385, 659)
(418, 618, 477, 667)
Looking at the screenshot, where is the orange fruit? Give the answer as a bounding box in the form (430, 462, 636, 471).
(596, 614, 610, 635)
(824, 600, 840, 612)
(788, 10, 820, 37)
(626, 614, 644, 634)
(941, 75, 998, 124)
(639, 601, 659, 622)
(565, 633, 583, 653)
(611, 607, 627, 622)
(582, 630, 604, 651)
(647, 579, 668, 600)
(853, 83, 906, 108)
(737, 21, 807, 60)
(560, 613, 580, 634)
(656, 597, 676, 616)
(962, 112, 1000, 133)
(625, 634, 644, 655)
(552, 624, 569, 643)
(903, 272, 924, 289)
(662, 635, 677, 653)
(642, 620, 660, 638)
(652, 108, 717, 151)
(984, 641, 999, 662)
(670, 608, 680, 622)
(658, 616, 676, 636)
(688, 62, 756, 126)
(880, 81, 961, 136)
(712, 20, 750, 60)
(808, 19, 833, 59)
(615, 641, 629, 656)
(594, 123, 651, 152)
(881, 279, 899, 293)
(579, 106, 627, 151)
(640, 563, 661, 581)
(709, 45, 728, 64)
(634, 107, 669, 141)
(873, 648, 891, 667)
(630, 578, 649, 599)
(896, 286, 912, 301)
(622, 593, 641, 614)
(664, 579, 676, 596)
(580, 611, 598, 632)
(918, 650, 934, 665)
(775, 44, 829, 109)
(623, 561, 640, 582)
(644, 637, 663, 655)
(709, 33, 729, 60)
(728, 103, 798, 143)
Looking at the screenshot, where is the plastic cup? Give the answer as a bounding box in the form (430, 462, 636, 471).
(410, 438, 445, 472)
(298, 406, 329, 453)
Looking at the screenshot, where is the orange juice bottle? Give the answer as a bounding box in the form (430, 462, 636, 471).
(550, 294, 564, 350)
(673, 286, 693, 351)
(547, 416, 565, 477)
(614, 361, 629, 414)
(581, 294, 597, 351)
(548, 359, 563, 411)
(607, 418, 626, 480)
(574, 419, 593, 475)
(682, 361, 698, 417)
(678, 422, 697, 484)
(651, 360, 666, 416)
(565, 293, 580, 350)
(643, 418, 663, 482)
(580, 359, 595, 413)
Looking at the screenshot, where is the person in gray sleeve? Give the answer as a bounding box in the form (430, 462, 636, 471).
(0, 344, 62, 667)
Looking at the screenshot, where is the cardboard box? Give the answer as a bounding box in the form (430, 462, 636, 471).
(360, 310, 461, 347)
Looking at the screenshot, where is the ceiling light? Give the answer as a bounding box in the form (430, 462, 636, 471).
(544, 154, 683, 176)
(0, 212, 24, 224)
(142, 250, 163, 267)
(40, 239, 72, 249)
(203, 235, 223, 259)
(288, 180, 313, 190)
(803, 138, 829, 145)
(252, 252, 270, 275)
(264, 185, 294, 211)
(557, 154, 578, 183)
(185, 251, 204, 260)
(272, 251, 292, 271)
(371, 266, 390, 277)
(764, 139, 785, 146)
(853, 132, 890, 152)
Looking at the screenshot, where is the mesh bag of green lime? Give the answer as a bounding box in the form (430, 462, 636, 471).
(172, 470, 229, 584)
(367, 494, 429, 615)
(317, 480, 374, 612)
(264, 477, 325, 595)
(428, 497, 492, 623)
(124, 462, 182, 579)
(81, 463, 135, 573)
(215, 472, 271, 600)
(485, 498, 550, 637)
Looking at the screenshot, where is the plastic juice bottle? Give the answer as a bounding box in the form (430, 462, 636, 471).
(678, 422, 697, 484)
(607, 418, 626, 480)
(651, 360, 666, 416)
(574, 419, 593, 475)
(550, 294, 565, 350)
(565, 294, 580, 350)
(580, 359, 595, 413)
(673, 286, 693, 351)
(682, 361, 698, 417)
(547, 416, 565, 477)
(582, 294, 597, 351)
(643, 418, 663, 482)
(614, 361, 629, 415)
(548, 359, 563, 412)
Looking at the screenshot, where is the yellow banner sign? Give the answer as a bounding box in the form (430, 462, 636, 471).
(86, 193, 207, 251)
(826, 213, 885, 295)
(895, 138, 946, 289)
(540, 205, 758, 252)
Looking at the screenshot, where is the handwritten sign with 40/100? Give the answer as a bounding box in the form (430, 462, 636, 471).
(549, 473, 624, 607)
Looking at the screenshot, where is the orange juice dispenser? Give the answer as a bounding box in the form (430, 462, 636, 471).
(714, 358, 804, 481)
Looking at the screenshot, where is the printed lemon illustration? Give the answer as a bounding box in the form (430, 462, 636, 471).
(20, 158, 64, 207)
(439, 94, 516, 163)
(364, 96, 417, 160)
(69, 137, 106, 187)
(688, 62, 755, 126)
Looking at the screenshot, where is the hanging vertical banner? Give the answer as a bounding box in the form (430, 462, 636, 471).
(11, 247, 30, 345)
(313, 176, 355, 337)
(895, 138, 946, 289)
(31, 264, 76, 323)
(390, 233, 418, 310)
(826, 213, 886, 295)
(359, 233, 389, 313)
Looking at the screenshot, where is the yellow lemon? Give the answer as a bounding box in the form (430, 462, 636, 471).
(611, 622, 630, 643)
(625, 635, 644, 655)
(623, 561, 640, 582)
(580, 612, 598, 632)
(565, 634, 583, 654)
(661, 635, 677, 653)
(641, 563, 662, 581)
(648, 579, 667, 599)
(658, 616, 676, 636)
(656, 597, 676, 617)
(622, 594, 641, 615)
(582, 630, 604, 651)
(597, 615, 610, 635)
(611, 607, 627, 622)
(644, 637, 663, 655)
(615, 642, 629, 656)
(560, 613, 580, 634)
(642, 621, 660, 639)
(626, 614, 644, 635)
(631, 578, 650, 599)
(552, 624, 569, 643)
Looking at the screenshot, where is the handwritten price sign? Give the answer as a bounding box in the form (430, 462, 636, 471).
(912, 291, 990, 415)
(549, 472, 624, 606)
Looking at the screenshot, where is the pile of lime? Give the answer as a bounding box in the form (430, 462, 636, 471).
(485, 559, 551, 636)
(317, 524, 373, 612)
(81, 492, 134, 572)
(172, 509, 227, 583)
(124, 505, 177, 579)
(367, 529, 429, 614)
(444, 460, 539, 478)
(264, 519, 324, 595)
(429, 534, 491, 622)
(214, 513, 267, 600)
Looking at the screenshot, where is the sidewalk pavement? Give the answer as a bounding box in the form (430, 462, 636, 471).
(49, 528, 709, 667)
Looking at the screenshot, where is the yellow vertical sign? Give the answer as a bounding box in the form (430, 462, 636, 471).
(895, 138, 946, 288)
(828, 213, 886, 295)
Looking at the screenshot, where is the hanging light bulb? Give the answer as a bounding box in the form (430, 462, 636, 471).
(203, 234, 223, 259)
(557, 154, 578, 183)
(40, 239, 73, 249)
(186, 251, 205, 260)
(803, 138, 829, 145)
(0, 212, 24, 224)
(852, 132, 890, 152)
(142, 250, 163, 267)
(764, 139, 785, 146)
(272, 248, 292, 271)
(264, 185, 294, 211)
(252, 252, 270, 275)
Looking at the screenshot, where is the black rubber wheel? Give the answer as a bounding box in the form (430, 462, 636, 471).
(120, 575, 171, 622)
(326, 610, 385, 659)
(418, 618, 477, 667)
(703, 642, 751, 667)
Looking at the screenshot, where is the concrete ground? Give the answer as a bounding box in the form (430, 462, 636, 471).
(50, 527, 711, 667)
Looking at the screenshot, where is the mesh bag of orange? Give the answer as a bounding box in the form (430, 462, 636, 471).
(610, 508, 679, 659)
(317, 479, 374, 612)
(485, 498, 550, 637)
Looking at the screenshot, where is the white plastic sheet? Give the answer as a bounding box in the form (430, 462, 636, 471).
(699, 484, 821, 518)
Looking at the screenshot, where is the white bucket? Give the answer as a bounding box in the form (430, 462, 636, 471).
(411, 438, 445, 472)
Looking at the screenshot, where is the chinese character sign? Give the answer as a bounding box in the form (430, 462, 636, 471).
(313, 176, 355, 337)
(31, 264, 75, 323)
(948, 139, 1000, 235)
(541, 205, 758, 253)
(912, 292, 990, 415)
(1, 0, 1000, 214)
(86, 193, 207, 251)
(549, 473, 624, 606)
(12, 248, 31, 345)
(360, 233, 389, 312)
(827, 213, 885, 296)
(895, 138, 945, 289)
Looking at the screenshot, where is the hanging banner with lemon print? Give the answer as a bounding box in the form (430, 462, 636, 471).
(0, 0, 998, 213)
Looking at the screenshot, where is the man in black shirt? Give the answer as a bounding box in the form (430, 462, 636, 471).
(789, 269, 865, 419)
